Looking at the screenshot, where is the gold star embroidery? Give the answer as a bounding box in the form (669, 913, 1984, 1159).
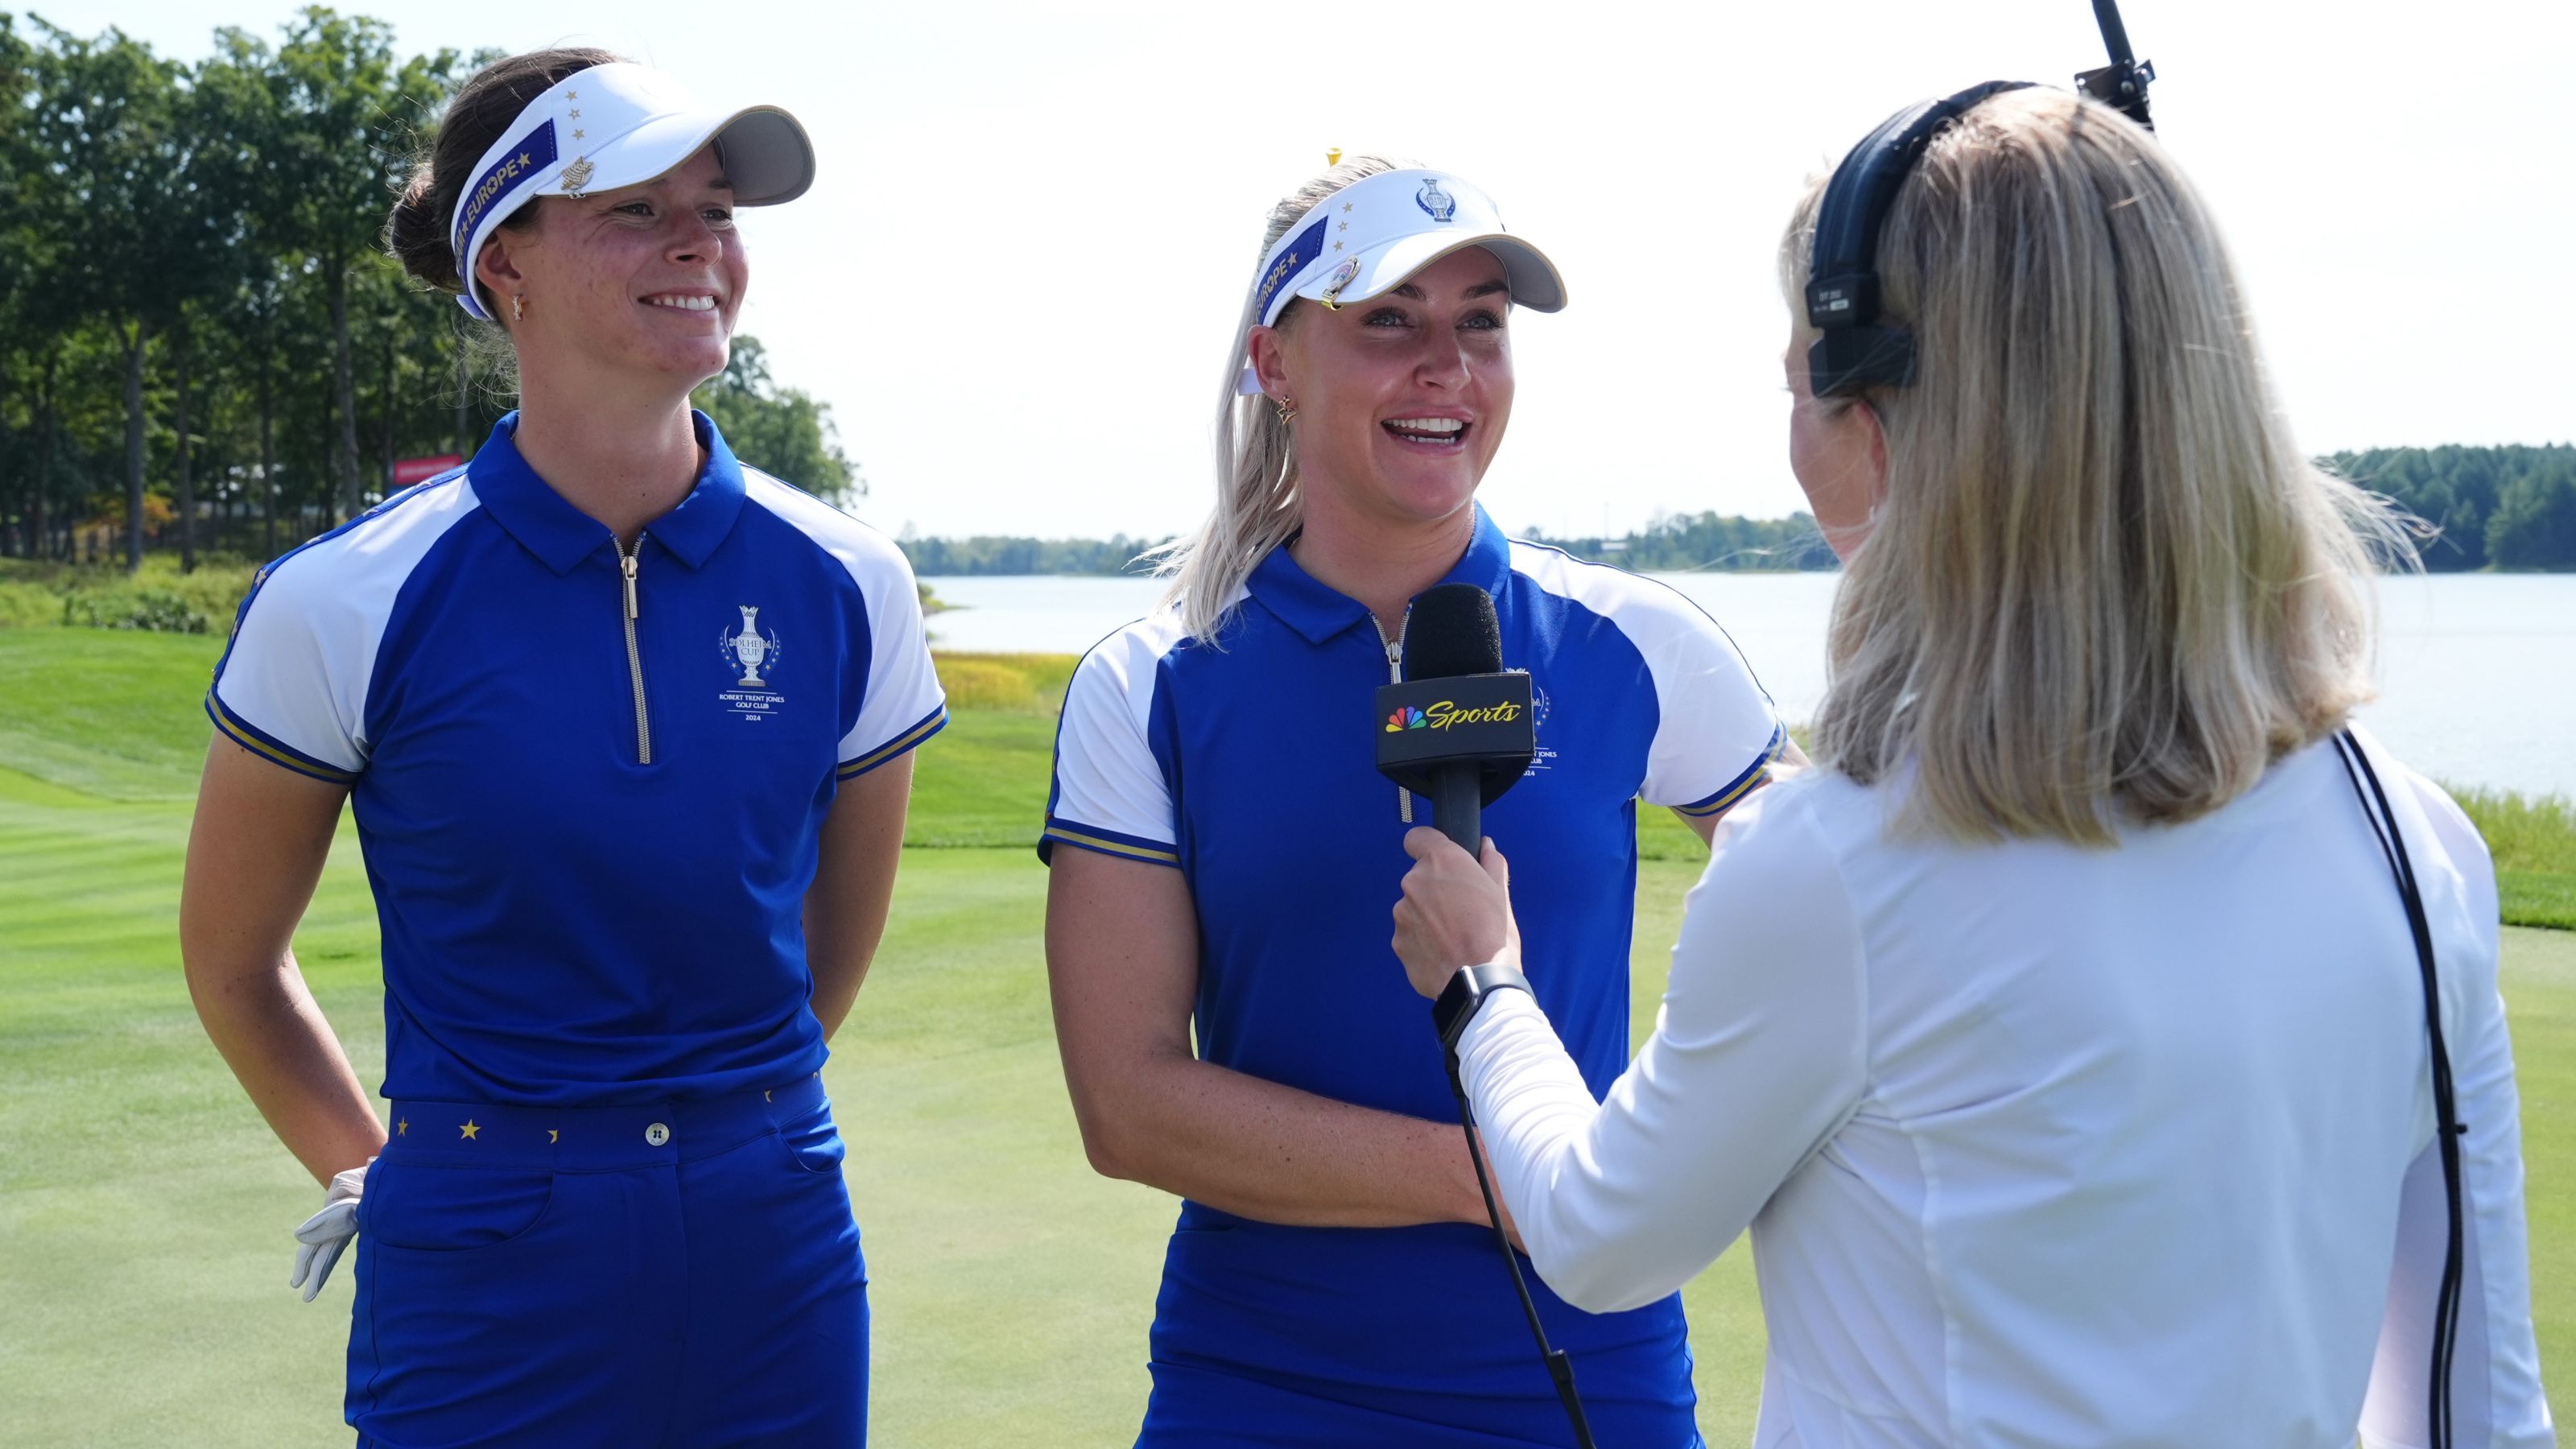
(566, 89, 578, 100)
(460, 1119, 480, 1140)
(547, 1129, 559, 1143)
(573, 130, 585, 140)
(395, 1117, 407, 1137)
(1341, 203, 1353, 213)
(568, 108, 580, 119)
(1338, 221, 1348, 232)
(518, 151, 531, 167)
(1333, 241, 1343, 250)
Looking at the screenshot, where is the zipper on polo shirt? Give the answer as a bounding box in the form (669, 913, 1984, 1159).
(1377, 611, 1413, 824)
(617, 539, 654, 765)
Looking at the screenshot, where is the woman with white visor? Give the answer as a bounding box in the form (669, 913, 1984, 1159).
(182, 49, 941, 1446)
(1045, 156, 1792, 1444)
(1391, 87, 2551, 1447)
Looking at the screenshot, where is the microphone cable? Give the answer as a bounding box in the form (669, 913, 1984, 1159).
(1451, 1073, 1598, 1449)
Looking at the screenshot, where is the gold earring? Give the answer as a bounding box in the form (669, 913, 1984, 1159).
(1274, 398, 1296, 426)
(510, 295, 525, 323)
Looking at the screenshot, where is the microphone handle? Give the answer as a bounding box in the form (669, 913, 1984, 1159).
(1435, 766, 1482, 855)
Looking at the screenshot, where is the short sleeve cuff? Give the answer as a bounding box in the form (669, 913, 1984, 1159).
(1671, 722, 1787, 819)
(836, 703, 947, 780)
(204, 691, 361, 785)
(1038, 816, 1179, 868)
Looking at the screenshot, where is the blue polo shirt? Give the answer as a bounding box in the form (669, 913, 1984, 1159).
(1042, 506, 1782, 1423)
(208, 411, 944, 1107)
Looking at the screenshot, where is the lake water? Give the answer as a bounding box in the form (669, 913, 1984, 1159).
(922, 572, 2576, 800)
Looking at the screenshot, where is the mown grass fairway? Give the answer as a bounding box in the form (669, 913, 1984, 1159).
(0, 630, 2561, 1443)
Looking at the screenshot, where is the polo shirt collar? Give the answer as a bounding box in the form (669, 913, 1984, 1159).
(466, 410, 747, 574)
(1246, 502, 1513, 645)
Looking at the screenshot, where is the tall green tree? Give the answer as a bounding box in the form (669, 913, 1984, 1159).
(691, 336, 861, 502)
(262, 8, 456, 520)
(0, 12, 42, 556)
(26, 21, 219, 570)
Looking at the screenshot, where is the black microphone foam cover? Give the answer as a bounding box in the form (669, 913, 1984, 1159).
(1405, 583, 1502, 681)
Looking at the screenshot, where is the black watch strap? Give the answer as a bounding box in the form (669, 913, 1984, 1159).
(1433, 963, 1534, 1055)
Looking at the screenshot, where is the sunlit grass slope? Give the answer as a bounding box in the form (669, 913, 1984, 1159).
(0, 632, 2562, 1445)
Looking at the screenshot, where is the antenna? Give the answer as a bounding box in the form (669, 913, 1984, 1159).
(2074, 0, 2157, 130)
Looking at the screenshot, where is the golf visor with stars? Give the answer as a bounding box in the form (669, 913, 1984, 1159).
(1236, 167, 1567, 394)
(450, 61, 815, 322)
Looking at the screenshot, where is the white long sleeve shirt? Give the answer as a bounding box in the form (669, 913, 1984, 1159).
(1459, 730, 2553, 1447)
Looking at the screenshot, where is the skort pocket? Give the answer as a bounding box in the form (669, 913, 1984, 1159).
(360, 1158, 557, 1252)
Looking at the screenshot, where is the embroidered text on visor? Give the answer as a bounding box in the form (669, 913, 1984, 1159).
(452, 120, 562, 261)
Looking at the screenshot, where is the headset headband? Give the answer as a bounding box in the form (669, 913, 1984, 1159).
(1804, 80, 2033, 398)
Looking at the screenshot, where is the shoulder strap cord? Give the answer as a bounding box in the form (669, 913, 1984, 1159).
(2331, 728, 2466, 1449)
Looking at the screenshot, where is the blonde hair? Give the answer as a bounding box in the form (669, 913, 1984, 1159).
(1146, 155, 1418, 642)
(1778, 89, 2413, 844)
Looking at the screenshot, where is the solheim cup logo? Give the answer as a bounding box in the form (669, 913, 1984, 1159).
(719, 605, 783, 687)
(1416, 177, 1457, 222)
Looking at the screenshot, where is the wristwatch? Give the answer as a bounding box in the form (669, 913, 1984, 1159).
(1432, 963, 1534, 1059)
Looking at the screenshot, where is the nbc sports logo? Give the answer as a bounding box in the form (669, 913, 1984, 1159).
(1385, 708, 1429, 733)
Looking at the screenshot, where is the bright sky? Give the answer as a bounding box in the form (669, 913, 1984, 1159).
(49, 0, 2576, 541)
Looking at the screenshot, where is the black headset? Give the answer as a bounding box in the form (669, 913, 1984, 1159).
(1800, 14, 2469, 1446)
(1803, 0, 2157, 399)
(1803, 80, 2036, 398)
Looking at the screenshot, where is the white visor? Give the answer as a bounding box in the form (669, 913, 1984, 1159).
(451, 61, 815, 321)
(1236, 167, 1566, 394)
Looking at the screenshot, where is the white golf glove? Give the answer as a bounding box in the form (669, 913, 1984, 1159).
(289, 1158, 373, 1302)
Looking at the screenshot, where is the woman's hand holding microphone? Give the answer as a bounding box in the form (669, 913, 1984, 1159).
(1392, 828, 1521, 998)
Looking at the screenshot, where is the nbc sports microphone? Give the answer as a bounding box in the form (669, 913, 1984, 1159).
(1373, 584, 1536, 852)
(1373, 583, 1596, 1447)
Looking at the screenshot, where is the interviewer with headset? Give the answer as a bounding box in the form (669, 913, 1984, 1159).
(180, 50, 939, 1445)
(1393, 87, 2552, 1447)
(1044, 157, 1790, 1443)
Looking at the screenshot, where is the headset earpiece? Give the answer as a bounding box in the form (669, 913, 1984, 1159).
(1807, 325, 1917, 395)
(1805, 80, 2035, 399)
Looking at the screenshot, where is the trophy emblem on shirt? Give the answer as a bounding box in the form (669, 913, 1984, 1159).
(719, 606, 782, 687)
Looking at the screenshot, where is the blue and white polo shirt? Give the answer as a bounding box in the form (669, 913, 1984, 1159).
(1041, 504, 1781, 1407)
(208, 411, 944, 1107)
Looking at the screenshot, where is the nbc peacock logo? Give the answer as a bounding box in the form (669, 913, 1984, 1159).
(1385, 707, 1429, 733)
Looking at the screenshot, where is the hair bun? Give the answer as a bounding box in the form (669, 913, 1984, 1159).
(387, 165, 460, 293)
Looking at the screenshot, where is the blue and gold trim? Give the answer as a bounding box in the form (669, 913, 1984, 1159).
(836, 703, 947, 780)
(1039, 818, 1181, 868)
(452, 120, 560, 260)
(204, 692, 361, 786)
(1673, 722, 1788, 819)
(1253, 213, 1331, 326)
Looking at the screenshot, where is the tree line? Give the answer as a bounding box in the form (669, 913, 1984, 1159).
(894, 515, 1839, 577)
(2322, 444, 2576, 572)
(0, 9, 854, 573)
(898, 446, 2576, 576)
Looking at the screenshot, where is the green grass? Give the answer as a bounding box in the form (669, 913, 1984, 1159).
(0, 633, 2562, 1444)
(0, 554, 260, 635)
(2454, 785, 2576, 931)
